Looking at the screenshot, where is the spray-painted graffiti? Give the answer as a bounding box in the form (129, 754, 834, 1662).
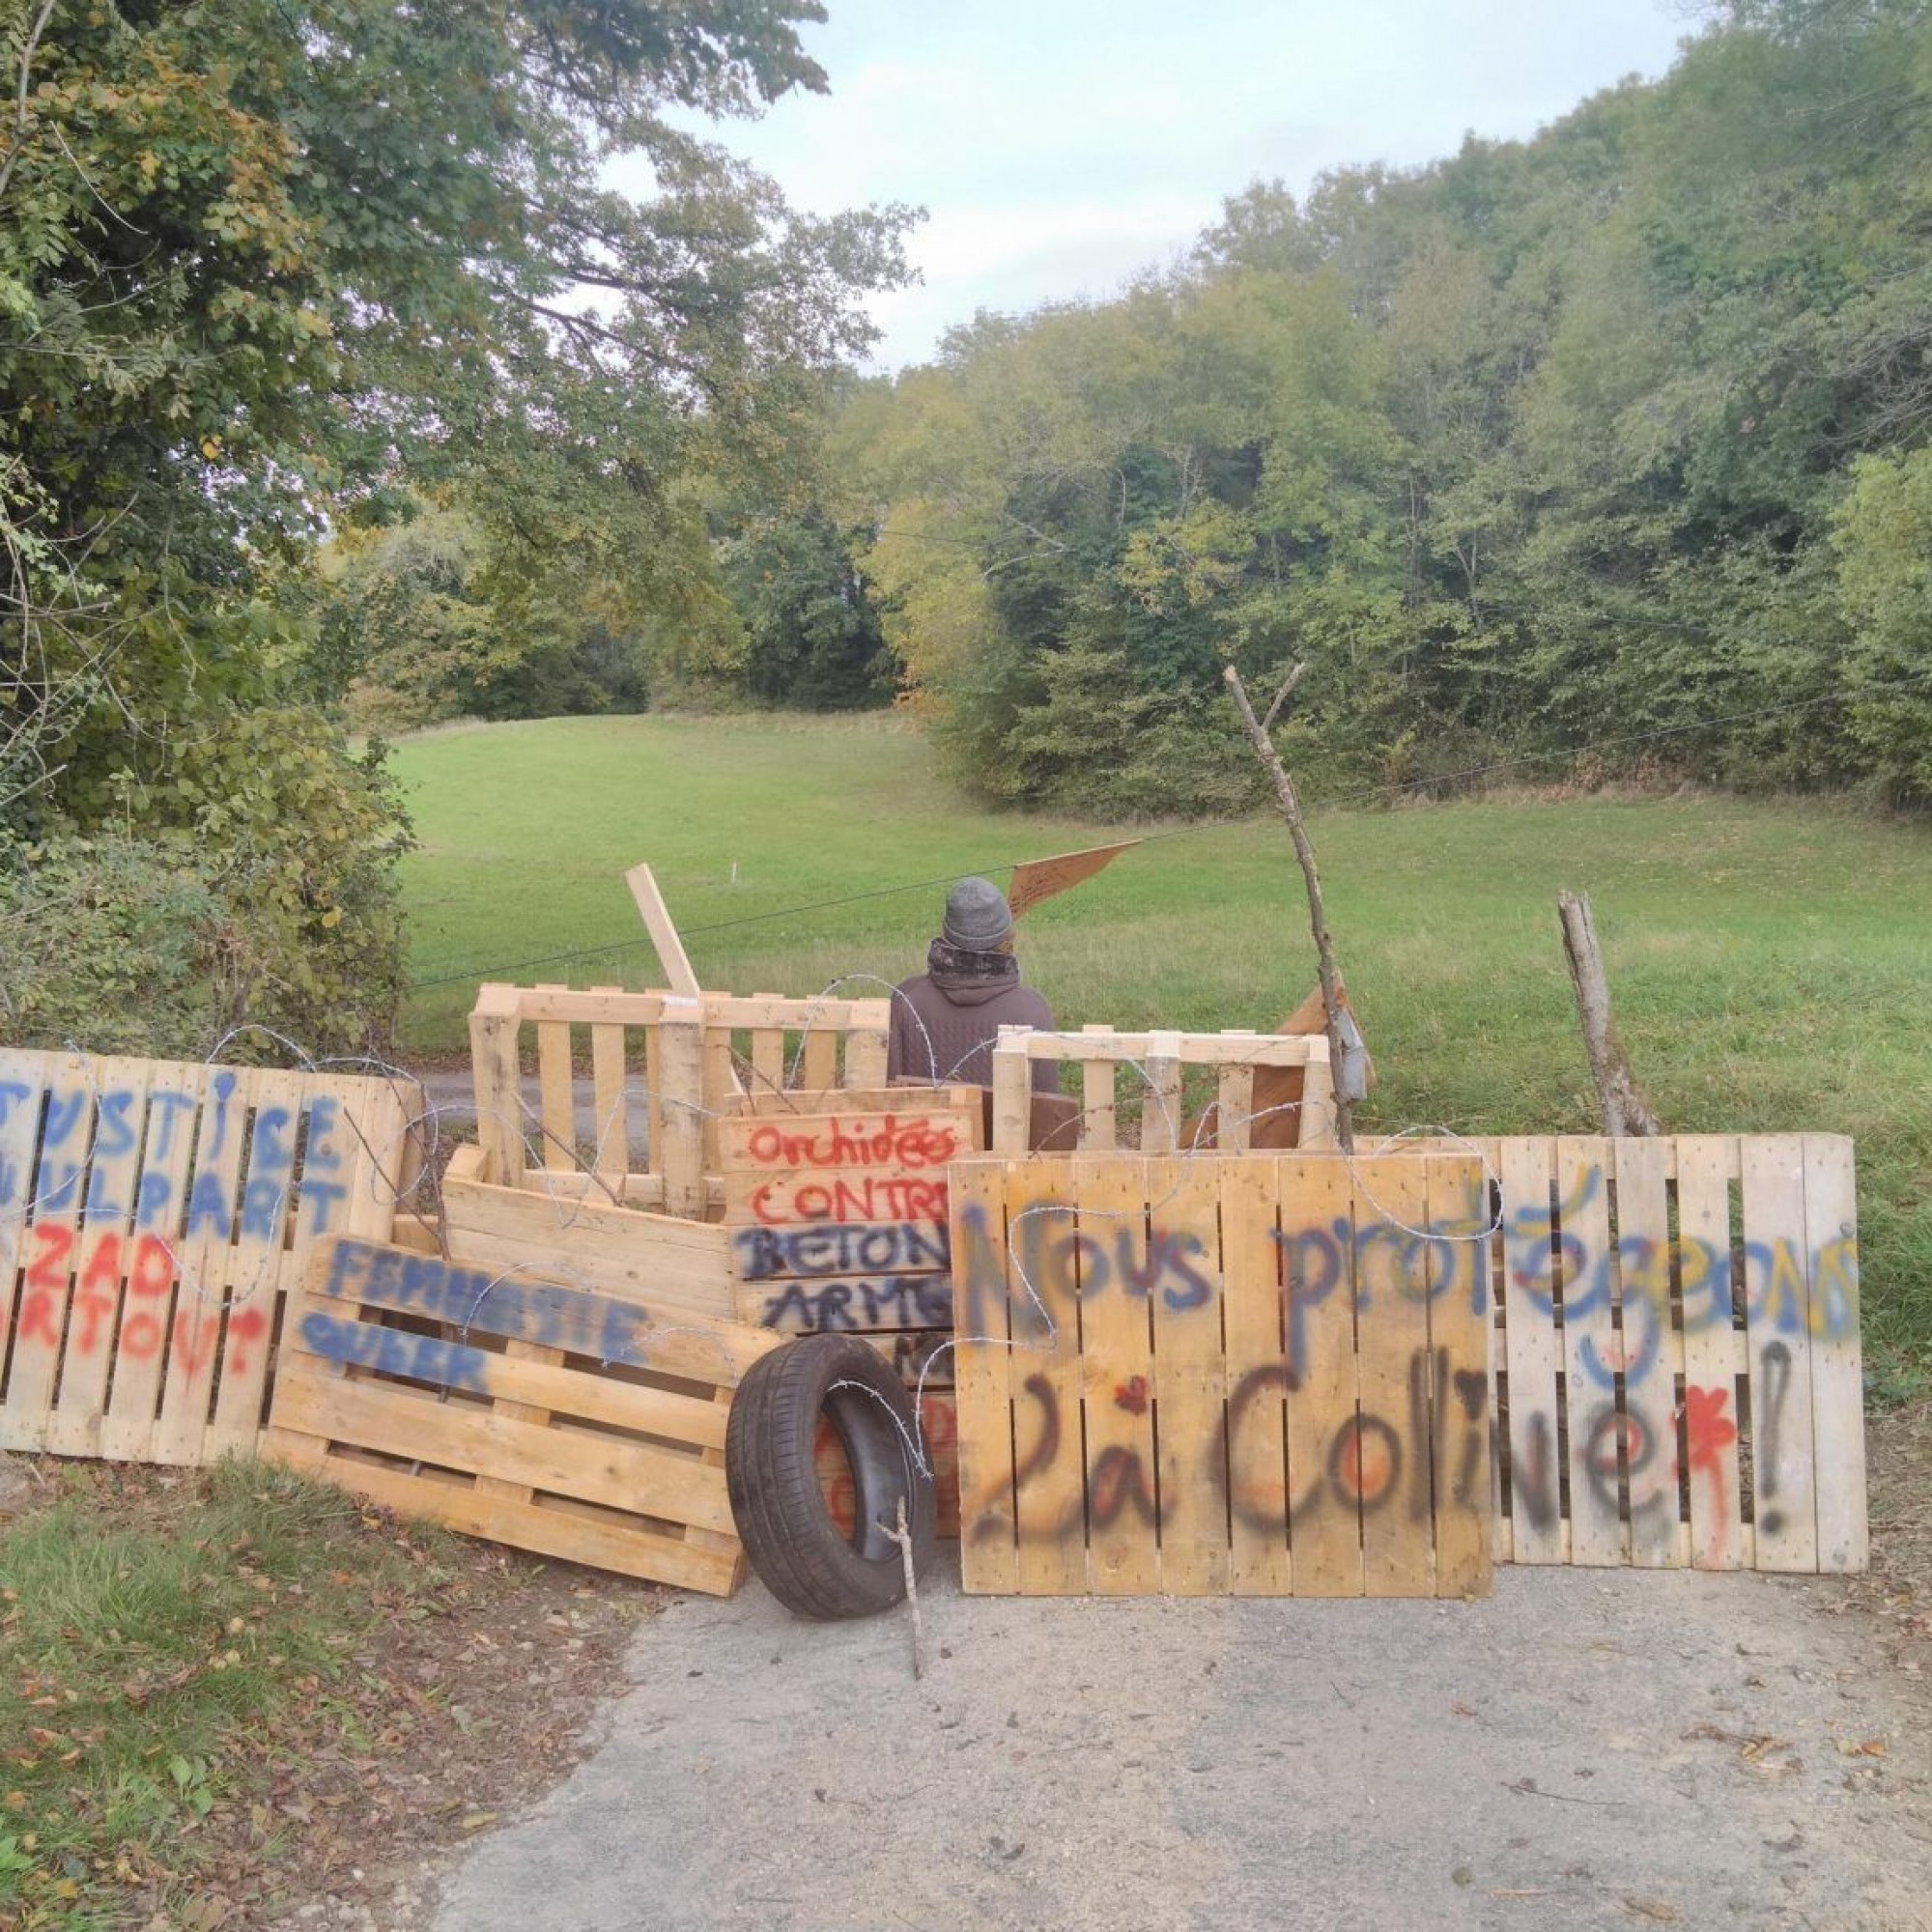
(0, 1078, 349, 1237)
(959, 1344, 1487, 1548)
(953, 1203, 1218, 1330)
(737, 1117, 962, 1171)
(298, 1306, 492, 1393)
(318, 1238, 660, 1366)
(752, 1272, 954, 1334)
(732, 1219, 949, 1281)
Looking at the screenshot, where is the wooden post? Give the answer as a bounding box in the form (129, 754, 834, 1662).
(469, 983, 527, 1188)
(1223, 665, 1355, 1152)
(625, 862, 701, 998)
(1557, 891, 1660, 1138)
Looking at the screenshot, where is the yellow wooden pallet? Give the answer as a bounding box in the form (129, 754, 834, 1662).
(950, 1151, 1492, 1599)
(986, 1027, 1339, 1155)
(265, 1236, 780, 1593)
(1438, 1132, 1867, 1575)
(0, 1048, 411, 1463)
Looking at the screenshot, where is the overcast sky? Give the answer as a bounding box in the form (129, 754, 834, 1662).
(645, 0, 1696, 371)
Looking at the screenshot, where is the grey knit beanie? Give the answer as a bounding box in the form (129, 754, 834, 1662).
(942, 876, 1014, 950)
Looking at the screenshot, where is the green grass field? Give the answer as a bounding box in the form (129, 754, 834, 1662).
(391, 713, 1932, 1382)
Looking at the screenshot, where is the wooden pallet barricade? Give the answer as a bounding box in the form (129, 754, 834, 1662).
(266, 1235, 781, 1593)
(0, 1047, 411, 1464)
(987, 1028, 1338, 1157)
(1457, 1132, 1866, 1576)
(949, 1151, 1492, 1599)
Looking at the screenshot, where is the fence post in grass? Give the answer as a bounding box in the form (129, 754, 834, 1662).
(1557, 889, 1661, 1137)
(1223, 663, 1355, 1153)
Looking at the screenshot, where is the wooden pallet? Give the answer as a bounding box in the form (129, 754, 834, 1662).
(1445, 1132, 1867, 1575)
(0, 1048, 411, 1463)
(265, 1236, 780, 1593)
(468, 982, 893, 1215)
(949, 1151, 1492, 1599)
(987, 1028, 1338, 1156)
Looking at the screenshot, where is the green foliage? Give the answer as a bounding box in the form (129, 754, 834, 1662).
(1, 0, 911, 1050)
(847, 2, 1932, 812)
(721, 513, 897, 709)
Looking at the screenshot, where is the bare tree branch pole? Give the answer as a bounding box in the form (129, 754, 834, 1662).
(1223, 663, 1354, 1153)
(1556, 889, 1661, 1137)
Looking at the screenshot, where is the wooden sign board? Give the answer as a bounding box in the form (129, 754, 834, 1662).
(722, 1104, 980, 1540)
(266, 1236, 781, 1594)
(949, 1151, 1493, 1600)
(0, 1048, 410, 1464)
(1006, 840, 1140, 920)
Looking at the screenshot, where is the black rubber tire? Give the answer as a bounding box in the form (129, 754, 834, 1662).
(725, 1333, 935, 1620)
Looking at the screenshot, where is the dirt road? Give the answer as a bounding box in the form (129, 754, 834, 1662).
(428, 1557, 1932, 1931)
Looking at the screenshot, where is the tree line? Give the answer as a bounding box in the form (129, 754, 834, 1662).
(843, 0, 1932, 814)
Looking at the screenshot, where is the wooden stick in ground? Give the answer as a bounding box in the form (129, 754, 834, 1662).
(1223, 664, 1354, 1153)
(1557, 889, 1661, 1137)
(884, 1494, 926, 1681)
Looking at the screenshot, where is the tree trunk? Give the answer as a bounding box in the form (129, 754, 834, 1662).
(1557, 890, 1661, 1137)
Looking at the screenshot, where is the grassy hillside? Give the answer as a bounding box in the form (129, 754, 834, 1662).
(391, 713, 1932, 1381)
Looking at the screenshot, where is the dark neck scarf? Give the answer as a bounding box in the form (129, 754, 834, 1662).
(927, 937, 1019, 985)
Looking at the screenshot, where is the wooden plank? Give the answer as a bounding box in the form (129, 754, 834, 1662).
(1675, 1135, 1746, 1571)
(2, 1053, 93, 1450)
(656, 999, 706, 1219)
(44, 1058, 152, 1456)
(1147, 1155, 1228, 1595)
(94, 1068, 204, 1462)
(1005, 1158, 1086, 1594)
(1139, 1034, 1182, 1153)
(1216, 1062, 1254, 1152)
(306, 1238, 773, 1384)
(204, 1066, 304, 1458)
(727, 1216, 949, 1283)
(1072, 1153, 1159, 1595)
(998, 1032, 1322, 1067)
(1554, 1137, 1622, 1565)
(1803, 1135, 1866, 1575)
(1497, 1137, 1565, 1563)
(510, 987, 666, 1026)
(1298, 1047, 1339, 1152)
(281, 1300, 724, 1454)
(1079, 1026, 1116, 1151)
(1350, 1156, 1434, 1597)
(0, 1055, 50, 1414)
(624, 862, 700, 998)
(534, 995, 577, 1170)
(799, 1027, 838, 1094)
(700, 995, 889, 1031)
(721, 1167, 956, 1233)
(735, 1271, 955, 1334)
(990, 1041, 1032, 1156)
(469, 986, 527, 1188)
(272, 1365, 732, 1533)
(950, 1159, 1017, 1593)
(271, 1448, 740, 1595)
(1220, 1154, 1290, 1595)
(749, 1025, 787, 1100)
(844, 1022, 889, 1090)
(1741, 1136, 1818, 1572)
(151, 1065, 259, 1464)
(588, 991, 631, 1191)
(716, 1109, 976, 1179)
(1612, 1136, 1685, 1566)
(1279, 1154, 1361, 1597)
(1425, 1156, 1493, 1600)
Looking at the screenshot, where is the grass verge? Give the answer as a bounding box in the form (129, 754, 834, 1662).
(0, 1458, 656, 1929)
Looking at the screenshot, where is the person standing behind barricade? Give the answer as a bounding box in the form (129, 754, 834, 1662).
(886, 877, 1059, 1094)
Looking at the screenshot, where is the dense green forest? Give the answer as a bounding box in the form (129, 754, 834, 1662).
(846, 0, 1932, 812)
(4, 0, 1931, 1050)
